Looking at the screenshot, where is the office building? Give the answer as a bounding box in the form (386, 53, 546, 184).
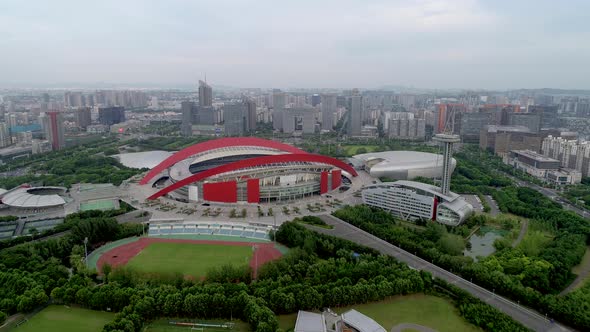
(98, 107, 125, 126)
(504, 150, 581, 185)
(435, 104, 467, 134)
(321, 94, 336, 131)
(349, 95, 362, 136)
(39, 112, 65, 151)
(273, 91, 287, 110)
(529, 105, 559, 128)
(198, 80, 213, 107)
(224, 102, 247, 136)
(282, 108, 315, 134)
(32, 139, 52, 154)
(198, 106, 217, 125)
(362, 181, 473, 226)
(480, 125, 543, 156)
(181, 101, 195, 136)
(458, 111, 495, 142)
(75, 107, 92, 129)
(508, 113, 541, 133)
(311, 94, 321, 107)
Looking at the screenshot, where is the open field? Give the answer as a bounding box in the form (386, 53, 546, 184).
(278, 294, 480, 332)
(144, 319, 250, 332)
(12, 305, 113, 332)
(342, 145, 379, 156)
(126, 242, 252, 277)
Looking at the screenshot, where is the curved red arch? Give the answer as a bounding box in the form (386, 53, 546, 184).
(147, 153, 357, 200)
(139, 137, 307, 185)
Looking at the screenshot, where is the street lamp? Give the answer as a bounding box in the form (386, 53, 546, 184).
(252, 245, 259, 279)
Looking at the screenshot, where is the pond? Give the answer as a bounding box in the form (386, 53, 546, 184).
(464, 228, 505, 261)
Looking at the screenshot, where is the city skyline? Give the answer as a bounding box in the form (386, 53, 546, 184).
(2, 0, 590, 90)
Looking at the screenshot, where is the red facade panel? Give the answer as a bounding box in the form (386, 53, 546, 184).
(203, 181, 237, 203)
(247, 178, 260, 203)
(320, 171, 329, 194)
(432, 197, 438, 221)
(331, 170, 341, 190)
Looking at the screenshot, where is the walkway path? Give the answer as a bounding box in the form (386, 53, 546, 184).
(484, 195, 500, 216)
(559, 246, 590, 296)
(512, 219, 529, 248)
(390, 323, 437, 332)
(307, 214, 569, 332)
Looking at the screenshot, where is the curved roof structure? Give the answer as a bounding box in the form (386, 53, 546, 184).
(1, 186, 66, 208)
(114, 151, 174, 169)
(350, 151, 456, 180)
(148, 153, 358, 200)
(140, 137, 307, 185)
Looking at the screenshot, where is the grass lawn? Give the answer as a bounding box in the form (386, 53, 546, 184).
(342, 145, 379, 156)
(14, 305, 113, 332)
(278, 294, 480, 332)
(126, 242, 252, 277)
(144, 319, 250, 332)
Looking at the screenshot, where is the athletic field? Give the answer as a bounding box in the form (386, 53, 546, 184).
(126, 242, 252, 277)
(80, 199, 117, 211)
(15, 305, 113, 332)
(144, 318, 250, 332)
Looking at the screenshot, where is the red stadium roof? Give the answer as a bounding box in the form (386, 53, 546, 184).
(147, 153, 357, 200)
(139, 137, 307, 185)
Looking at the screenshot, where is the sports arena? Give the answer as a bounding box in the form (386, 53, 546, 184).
(139, 137, 357, 204)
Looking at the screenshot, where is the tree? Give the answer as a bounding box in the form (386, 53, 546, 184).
(0, 311, 6, 325)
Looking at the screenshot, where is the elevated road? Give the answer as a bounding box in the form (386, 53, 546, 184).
(310, 214, 570, 332)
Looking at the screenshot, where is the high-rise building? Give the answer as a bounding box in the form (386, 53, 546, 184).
(281, 108, 316, 134)
(542, 136, 590, 177)
(224, 103, 247, 136)
(321, 94, 336, 131)
(349, 95, 362, 136)
(198, 80, 213, 107)
(244, 98, 257, 132)
(273, 91, 286, 110)
(181, 101, 196, 136)
(198, 106, 217, 125)
(529, 105, 559, 129)
(0, 123, 10, 148)
(311, 94, 321, 107)
(40, 112, 65, 151)
(98, 107, 125, 126)
(75, 107, 92, 129)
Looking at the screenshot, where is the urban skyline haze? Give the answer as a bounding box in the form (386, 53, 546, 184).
(1, 0, 589, 89)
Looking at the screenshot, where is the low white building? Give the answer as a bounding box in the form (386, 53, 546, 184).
(362, 180, 473, 226)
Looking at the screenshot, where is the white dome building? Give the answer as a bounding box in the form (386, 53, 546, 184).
(349, 151, 456, 180)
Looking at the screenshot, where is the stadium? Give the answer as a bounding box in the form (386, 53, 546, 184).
(348, 151, 456, 180)
(139, 137, 358, 204)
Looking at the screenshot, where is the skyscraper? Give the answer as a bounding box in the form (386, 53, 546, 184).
(75, 107, 92, 129)
(349, 95, 362, 136)
(321, 94, 336, 131)
(0, 123, 10, 148)
(244, 98, 257, 132)
(40, 112, 65, 151)
(224, 103, 247, 136)
(181, 101, 196, 136)
(199, 80, 213, 107)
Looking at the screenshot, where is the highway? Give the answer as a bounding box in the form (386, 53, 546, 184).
(311, 214, 570, 332)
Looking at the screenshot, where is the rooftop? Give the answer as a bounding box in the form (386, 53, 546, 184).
(511, 150, 559, 162)
(294, 311, 326, 332)
(341, 309, 386, 332)
(484, 125, 531, 133)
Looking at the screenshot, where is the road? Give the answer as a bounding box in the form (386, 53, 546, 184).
(505, 173, 590, 219)
(311, 214, 569, 332)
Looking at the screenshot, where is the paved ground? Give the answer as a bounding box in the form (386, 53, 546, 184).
(390, 323, 438, 332)
(461, 195, 483, 213)
(512, 219, 529, 248)
(308, 214, 569, 332)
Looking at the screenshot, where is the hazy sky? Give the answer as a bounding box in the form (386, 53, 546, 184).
(1, 0, 589, 89)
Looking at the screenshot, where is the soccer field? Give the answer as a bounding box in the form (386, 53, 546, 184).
(15, 305, 114, 332)
(126, 242, 253, 277)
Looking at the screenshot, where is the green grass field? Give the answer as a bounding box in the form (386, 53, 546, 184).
(126, 242, 252, 277)
(278, 294, 480, 332)
(144, 319, 250, 332)
(14, 305, 114, 332)
(80, 199, 117, 211)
